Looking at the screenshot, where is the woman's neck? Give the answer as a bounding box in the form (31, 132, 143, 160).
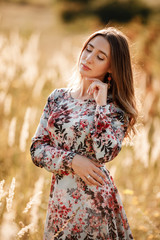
(71, 78, 94, 101)
(78, 77, 94, 98)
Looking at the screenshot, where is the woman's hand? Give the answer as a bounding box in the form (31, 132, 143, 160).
(71, 154, 106, 186)
(86, 77, 108, 106)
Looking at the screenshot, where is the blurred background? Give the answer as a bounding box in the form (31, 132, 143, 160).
(0, 0, 160, 239)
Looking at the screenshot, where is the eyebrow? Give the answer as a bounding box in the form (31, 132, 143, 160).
(88, 43, 108, 58)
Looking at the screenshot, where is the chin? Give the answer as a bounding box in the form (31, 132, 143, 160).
(79, 71, 90, 78)
(80, 69, 104, 80)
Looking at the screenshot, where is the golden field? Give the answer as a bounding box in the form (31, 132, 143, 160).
(0, 2, 160, 239)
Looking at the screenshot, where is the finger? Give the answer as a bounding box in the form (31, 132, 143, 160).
(81, 175, 92, 185)
(91, 171, 105, 185)
(85, 175, 102, 187)
(96, 169, 106, 181)
(87, 81, 106, 95)
(87, 80, 102, 90)
(90, 81, 108, 89)
(92, 165, 106, 180)
(87, 85, 99, 95)
(89, 160, 102, 167)
(88, 82, 104, 94)
(85, 77, 102, 82)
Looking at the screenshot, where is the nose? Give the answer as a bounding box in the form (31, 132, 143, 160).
(86, 52, 94, 63)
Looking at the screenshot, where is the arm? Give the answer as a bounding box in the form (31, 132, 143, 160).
(90, 103, 129, 163)
(30, 90, 76, 174)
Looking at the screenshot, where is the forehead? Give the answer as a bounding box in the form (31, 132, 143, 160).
(88, 35, 110, 54)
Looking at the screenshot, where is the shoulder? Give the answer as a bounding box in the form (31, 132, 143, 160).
(48, 87, 70, 101)
(113, 104, 129, 126)
(108, 95, 129, 124)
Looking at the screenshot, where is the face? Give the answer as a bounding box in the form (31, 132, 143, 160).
(79, 35, 111, 81)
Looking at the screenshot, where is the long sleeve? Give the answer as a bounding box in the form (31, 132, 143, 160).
(90, 103, 129, 163)
(30, 91, 76, 174)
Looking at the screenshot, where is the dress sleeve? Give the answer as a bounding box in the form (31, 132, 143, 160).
(90, 103, 129, 163)
(30, 90, 76, 174)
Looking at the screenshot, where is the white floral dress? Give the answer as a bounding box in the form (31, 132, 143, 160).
(30, 88, 134, 240)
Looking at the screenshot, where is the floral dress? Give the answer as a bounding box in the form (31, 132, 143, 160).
(30, 87, 134, 240)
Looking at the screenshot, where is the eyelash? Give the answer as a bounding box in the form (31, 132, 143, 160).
(97, 56, 104, 61)
(85, 48, 104, 61)
(86, 48, 91, 52)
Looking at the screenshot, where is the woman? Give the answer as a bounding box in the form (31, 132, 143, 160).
(30, 27, 138, 239)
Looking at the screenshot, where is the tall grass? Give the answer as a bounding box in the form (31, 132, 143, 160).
(0, 21, 160, 239)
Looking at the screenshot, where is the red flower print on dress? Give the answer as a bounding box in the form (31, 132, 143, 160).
(80, 119, 89, 128)
(30, 88, 134, 240)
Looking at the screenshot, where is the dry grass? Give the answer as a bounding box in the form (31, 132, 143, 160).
(0, 4, 160, 239)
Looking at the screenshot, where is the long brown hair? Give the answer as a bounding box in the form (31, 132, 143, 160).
(77, 27, 138, 137)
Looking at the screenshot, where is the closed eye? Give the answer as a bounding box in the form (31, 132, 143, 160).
(97, 56, 104, 61)
(86, 46, 105, 61)
(86, 48, 92, 52)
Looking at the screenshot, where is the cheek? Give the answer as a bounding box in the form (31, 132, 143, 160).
(79, 54, 83, 68)
(98, 61, 110, 73)
(80, 51, 86, 60)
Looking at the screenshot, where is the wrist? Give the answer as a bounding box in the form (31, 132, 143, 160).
(71, 154, 79, 168)
(97, 101, 107, 106)
(97, 103, 106, 106)
(96, 96, 107, 106)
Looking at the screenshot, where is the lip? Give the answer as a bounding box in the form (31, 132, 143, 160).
(81, 63, 91, 71)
